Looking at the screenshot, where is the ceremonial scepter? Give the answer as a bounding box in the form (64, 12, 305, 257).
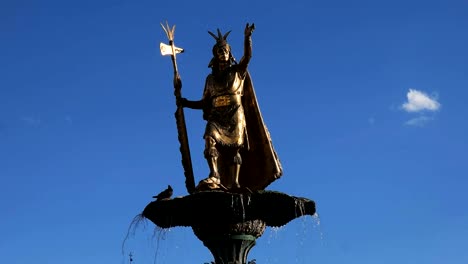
(160, 22, 195, 194)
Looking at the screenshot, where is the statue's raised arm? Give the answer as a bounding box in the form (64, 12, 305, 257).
(238, 23, 255, 71)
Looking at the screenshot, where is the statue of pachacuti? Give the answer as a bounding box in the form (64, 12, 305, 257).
(177, 23, 282, 191)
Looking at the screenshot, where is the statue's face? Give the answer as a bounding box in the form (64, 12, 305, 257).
(216, 45, 230, 62)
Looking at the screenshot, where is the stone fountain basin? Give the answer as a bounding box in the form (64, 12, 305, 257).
(143, 190, 316, 228)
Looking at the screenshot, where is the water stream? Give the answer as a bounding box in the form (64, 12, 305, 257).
(122, 213, 173, 264)
(239, 194, 245, 221)
(312, 212, 324, 243)
(122, 213, 147, 256)
(259, 211, 324, 263)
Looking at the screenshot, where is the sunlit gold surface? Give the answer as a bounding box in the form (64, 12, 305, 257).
(180, 24, 282, 191)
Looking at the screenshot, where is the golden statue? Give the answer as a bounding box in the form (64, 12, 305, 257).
(178, 23, 282, 191)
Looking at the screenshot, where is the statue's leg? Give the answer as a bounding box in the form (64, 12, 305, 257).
(231, 149, 242, 188)
(204, 136, 220, 184)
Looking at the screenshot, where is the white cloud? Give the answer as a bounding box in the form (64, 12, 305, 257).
(405, 116, 433, 127)
(402, 89, 441, 112)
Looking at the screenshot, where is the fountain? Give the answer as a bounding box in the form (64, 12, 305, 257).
(141, 22, 316, 264)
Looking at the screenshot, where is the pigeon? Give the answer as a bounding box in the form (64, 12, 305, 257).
(153, 185, 173, 201)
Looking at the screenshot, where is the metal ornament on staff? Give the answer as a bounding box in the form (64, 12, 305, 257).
(160, 22, 195, 194)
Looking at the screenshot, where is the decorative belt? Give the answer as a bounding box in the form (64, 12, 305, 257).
(213, 95, 241, 107)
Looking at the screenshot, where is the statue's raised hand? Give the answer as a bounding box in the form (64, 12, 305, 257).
(244, 23, 255, 37)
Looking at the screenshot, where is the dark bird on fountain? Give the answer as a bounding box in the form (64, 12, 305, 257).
(153, 185, 173, 201)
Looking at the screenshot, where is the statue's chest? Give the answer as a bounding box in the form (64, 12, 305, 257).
(207, 71, 244, 96)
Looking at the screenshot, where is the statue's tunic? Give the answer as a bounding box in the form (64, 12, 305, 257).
(203, 69, 246, 147)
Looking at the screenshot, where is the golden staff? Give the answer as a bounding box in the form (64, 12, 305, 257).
(160, 22, 195, 194)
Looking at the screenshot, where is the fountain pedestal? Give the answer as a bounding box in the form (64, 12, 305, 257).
(194, 220, 266, 264)
(143, 191, 315, 263)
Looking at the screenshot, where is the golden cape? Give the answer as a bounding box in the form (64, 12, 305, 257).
(238, 72, 283, 190)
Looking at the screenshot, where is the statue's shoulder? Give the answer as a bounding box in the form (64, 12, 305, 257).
(231, 64, 247, 79)
(204, 73, 213, 85)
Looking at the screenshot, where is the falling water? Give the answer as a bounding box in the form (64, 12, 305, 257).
(312, 212, 324, 242)
(239, 194, 245, 221)
(122, 213, 148, 256)
(231, 194, 246, 221)
(294, 199, 306, 218)
(289, 212, 324, 263)
(295, 212, 324, 247)
(262, 226, 286, 264)
(293, 199, 324, 243)
(266, 226, 284, 245)
(121, 213, 175, 264)
(151, 227, 171, 264)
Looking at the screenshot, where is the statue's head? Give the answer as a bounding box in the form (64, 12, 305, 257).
(208, 29, 235, 67)
(213, 43, 231, 62)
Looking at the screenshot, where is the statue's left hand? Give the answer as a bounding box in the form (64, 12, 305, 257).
(176, 97, 187, 108)
(244, 23, 255, 37)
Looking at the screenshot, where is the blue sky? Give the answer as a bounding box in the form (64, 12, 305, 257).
(1, 0, 468, 263)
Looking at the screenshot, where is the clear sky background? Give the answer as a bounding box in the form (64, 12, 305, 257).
(1, 0, 468, 263)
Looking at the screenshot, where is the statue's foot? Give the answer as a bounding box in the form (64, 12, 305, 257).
(203, 176, 220, 185)
(195, 176, 225, 191)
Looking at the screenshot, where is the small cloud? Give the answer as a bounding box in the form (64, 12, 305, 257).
(21, 116, 41, 126)
(405, 116, 433, 127)
(402, 89, 441, 112)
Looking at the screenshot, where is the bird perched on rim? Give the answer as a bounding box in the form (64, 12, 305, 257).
(153, 185, 173, 201)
